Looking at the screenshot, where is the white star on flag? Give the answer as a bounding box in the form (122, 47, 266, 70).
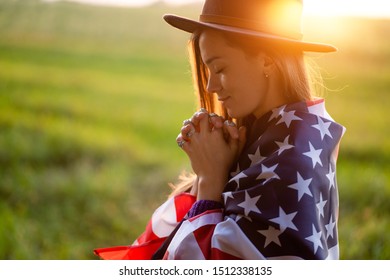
(223, 192, 234, 204)
(248, 146, 266, 166)
(287, 172, 313, 201)
(237, 191, 262, 216)
(256, 164, 280, 183)
(305, 224, 324, 254)
(316, 192, 327, 218)
(229, 171, 248, 189)
(258, 226, 282, 248)
(303, 142, 323, 168)
(312, 116, 333, 140)
(275, 135, 294, 155)
(235, 214, 252, 223)
(270, 207, 298, 233)
(326, 164, 336, 189)
(276, 110, 302, 128)
(325, 215, 336, 239)
(269, 105, 286, 121)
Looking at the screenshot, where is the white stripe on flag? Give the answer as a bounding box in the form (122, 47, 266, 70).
(166, 211, 222, 259)
(151, 196, 179, 237)
(212, 216, 267, 259)
(166, 231, 205, 260)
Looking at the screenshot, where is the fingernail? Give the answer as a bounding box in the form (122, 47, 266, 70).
(224, 120, 236, 127)
(199, 108, 208, 113)
(177, 140, 186, 148)
(183, 119, 192, 126)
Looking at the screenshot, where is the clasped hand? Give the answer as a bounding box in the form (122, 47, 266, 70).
(177, 109, 246, 202)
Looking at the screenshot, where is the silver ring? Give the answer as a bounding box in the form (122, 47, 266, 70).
(186, 131, 194, 138)
(183, 119, 193, 126)
(225, 120, 236, 127)
(208, 112, 219, 123)
(177, 140, 186, 148)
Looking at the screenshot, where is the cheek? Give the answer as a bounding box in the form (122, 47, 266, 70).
(229, 72, 265, 98)
(225, 91, 258, 118)
(220, 74, 228, 87)
(221, 62, 264, 91)
(221, 72, 242, 92)
(231, 79, 267, 116)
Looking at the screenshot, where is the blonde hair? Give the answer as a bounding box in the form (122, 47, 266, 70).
(170, 30, 321, 197)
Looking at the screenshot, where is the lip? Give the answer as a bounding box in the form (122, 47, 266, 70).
(218, 96, 230, 102)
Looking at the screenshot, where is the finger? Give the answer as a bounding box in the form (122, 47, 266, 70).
(198, 111, 210, 133)
(180, 123, 196, 142)
(190, 114, 200, 129)
(176, 135, 189, 151)
(191, 108, 209, 133)
(209, 113, 224, 129)
(182, 119, 193, 126)
(224, 120, 239, 139)
(190, 109, 208, 131)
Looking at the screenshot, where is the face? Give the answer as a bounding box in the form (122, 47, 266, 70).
(199, 29, 276, 119)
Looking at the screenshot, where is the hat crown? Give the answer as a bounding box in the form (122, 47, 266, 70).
(200, 0, 303, 40)
(163, 0, 337, 52)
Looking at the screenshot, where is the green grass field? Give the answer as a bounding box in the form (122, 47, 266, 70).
(0, 0, 389, 259)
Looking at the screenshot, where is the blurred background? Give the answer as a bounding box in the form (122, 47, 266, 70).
(0, 0, 389, 259)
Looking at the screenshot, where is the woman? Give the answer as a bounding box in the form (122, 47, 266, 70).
(94, 0, 345, 260)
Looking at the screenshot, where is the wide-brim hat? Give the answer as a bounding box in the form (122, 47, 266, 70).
(164, 0, 337, 53)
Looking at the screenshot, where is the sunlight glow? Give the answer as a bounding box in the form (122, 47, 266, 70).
(43, 0, 200, 8)
(303, 0, 390, 18)
(43, 0, 390, 18)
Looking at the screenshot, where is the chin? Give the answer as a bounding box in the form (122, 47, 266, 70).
(226, 108, 246, 120)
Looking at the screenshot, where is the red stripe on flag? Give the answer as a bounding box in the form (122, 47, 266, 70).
(306, 98, 324, 107)
(211, 247, 242, 260)
(135, 219, 159, 244)
(192, 224, 216, 258)
(94, 237, 166, 260)
(174, 193, 196, 222)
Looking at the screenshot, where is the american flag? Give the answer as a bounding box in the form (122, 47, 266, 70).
(94, 99, 345, 260)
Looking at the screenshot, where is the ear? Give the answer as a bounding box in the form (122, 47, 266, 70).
(258, 52, 276, 76)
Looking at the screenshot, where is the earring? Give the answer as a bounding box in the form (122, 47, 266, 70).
(264, 73, 269, 78)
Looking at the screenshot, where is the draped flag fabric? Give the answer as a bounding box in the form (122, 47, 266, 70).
(94, 99, 345, 260)
(94, 193, 196, 260)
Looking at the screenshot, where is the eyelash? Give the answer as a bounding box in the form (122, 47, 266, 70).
(215, 68, 225, 74)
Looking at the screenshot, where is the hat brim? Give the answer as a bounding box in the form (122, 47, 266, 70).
(164, 14, 337, 53)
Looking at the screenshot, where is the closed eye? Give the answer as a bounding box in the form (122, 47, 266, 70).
(215, 68, 225, 74)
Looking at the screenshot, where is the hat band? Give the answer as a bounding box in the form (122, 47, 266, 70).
(199, 14, 303, 40)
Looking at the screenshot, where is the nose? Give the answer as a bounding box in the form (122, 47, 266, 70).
(206, 74, 222, 94)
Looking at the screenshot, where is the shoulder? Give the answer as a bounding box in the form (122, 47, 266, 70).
(260, 100, 344, 158)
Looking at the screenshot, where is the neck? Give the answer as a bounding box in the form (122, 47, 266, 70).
(253, 74, 289, 119)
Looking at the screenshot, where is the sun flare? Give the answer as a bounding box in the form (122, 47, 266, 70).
(302, 0, 390, 18)
(300, 0, 387, 46)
